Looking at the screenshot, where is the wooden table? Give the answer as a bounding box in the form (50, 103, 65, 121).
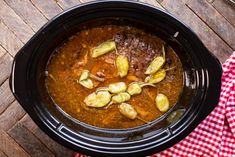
(0, 0, 234, 156)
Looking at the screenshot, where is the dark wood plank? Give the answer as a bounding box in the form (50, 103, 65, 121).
(0, 0, 34, 43)
(161, 0, 232, 63)
(0, 130, 30, 157)
(186, 0, 235, 50)
(0, 54, 13, 84)
(33, 127, 74, 157)
(5, 0, 48, 32)
(31, 0, 63, 19)
(139, 0, 165, 9)
(20, 115, 37, 131)
(8, 123, 55, 157)
(0, 20, 23, 56)
(212, 0, 235, 27)
(0, 151, 8, 157)
(0, 46, 6, 58)
(20, 115, 74, 157)
(0, 79, 15, 116)
(0, 101, 25, 131)
(56, 0, 80, 10)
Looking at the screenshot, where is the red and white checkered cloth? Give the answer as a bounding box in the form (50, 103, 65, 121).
(75, 52, 235, 157)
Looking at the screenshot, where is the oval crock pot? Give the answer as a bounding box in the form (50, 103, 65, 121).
(9, 1, 222, 156)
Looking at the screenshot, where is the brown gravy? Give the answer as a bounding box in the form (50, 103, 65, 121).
(46, 25, 183, 129)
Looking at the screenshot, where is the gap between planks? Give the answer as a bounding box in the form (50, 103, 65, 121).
(8, 122, 56, 157)
(185, 5, 234, 51)
(4, 0, 48, 32)
(55, 0, 81, 10)
(211, 0, 235, 28)
(0, 45, 7, 58)
(30, 0, 63, 20)
(160, 0, 232, 62)
(0, 20, 24, 57)
(185, 0, 235, 50)
(0, 130, 31, 157)
(0, 100, 26, 131)
(0, 0, 34, 43)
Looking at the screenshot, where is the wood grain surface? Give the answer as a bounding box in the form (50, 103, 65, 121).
(212, 0, 235, 27)
(0, 79, 15, 114)
(0, 46, 6, 59)
(0, 130, 31, 157)
(0, 21, 23, 56)
(5, 0, 48, 32)
(0, 0, 234, 156)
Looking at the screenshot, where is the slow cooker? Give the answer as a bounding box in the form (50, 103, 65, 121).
(10, 1, 222, 156)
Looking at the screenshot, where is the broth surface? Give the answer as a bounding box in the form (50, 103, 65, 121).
(46, 25, 183, 129)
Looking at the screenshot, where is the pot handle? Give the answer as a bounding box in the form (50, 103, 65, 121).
(9, 38, 39, 107)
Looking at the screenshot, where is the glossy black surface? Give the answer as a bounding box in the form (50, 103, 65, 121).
(10, 1, 222, 157)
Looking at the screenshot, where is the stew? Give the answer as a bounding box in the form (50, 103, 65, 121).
(46, 25, 183, 129)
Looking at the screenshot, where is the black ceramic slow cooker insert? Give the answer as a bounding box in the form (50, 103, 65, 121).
(10, 1, 222, 157)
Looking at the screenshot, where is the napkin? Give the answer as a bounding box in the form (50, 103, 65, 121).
(75, 52, 235, 157)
